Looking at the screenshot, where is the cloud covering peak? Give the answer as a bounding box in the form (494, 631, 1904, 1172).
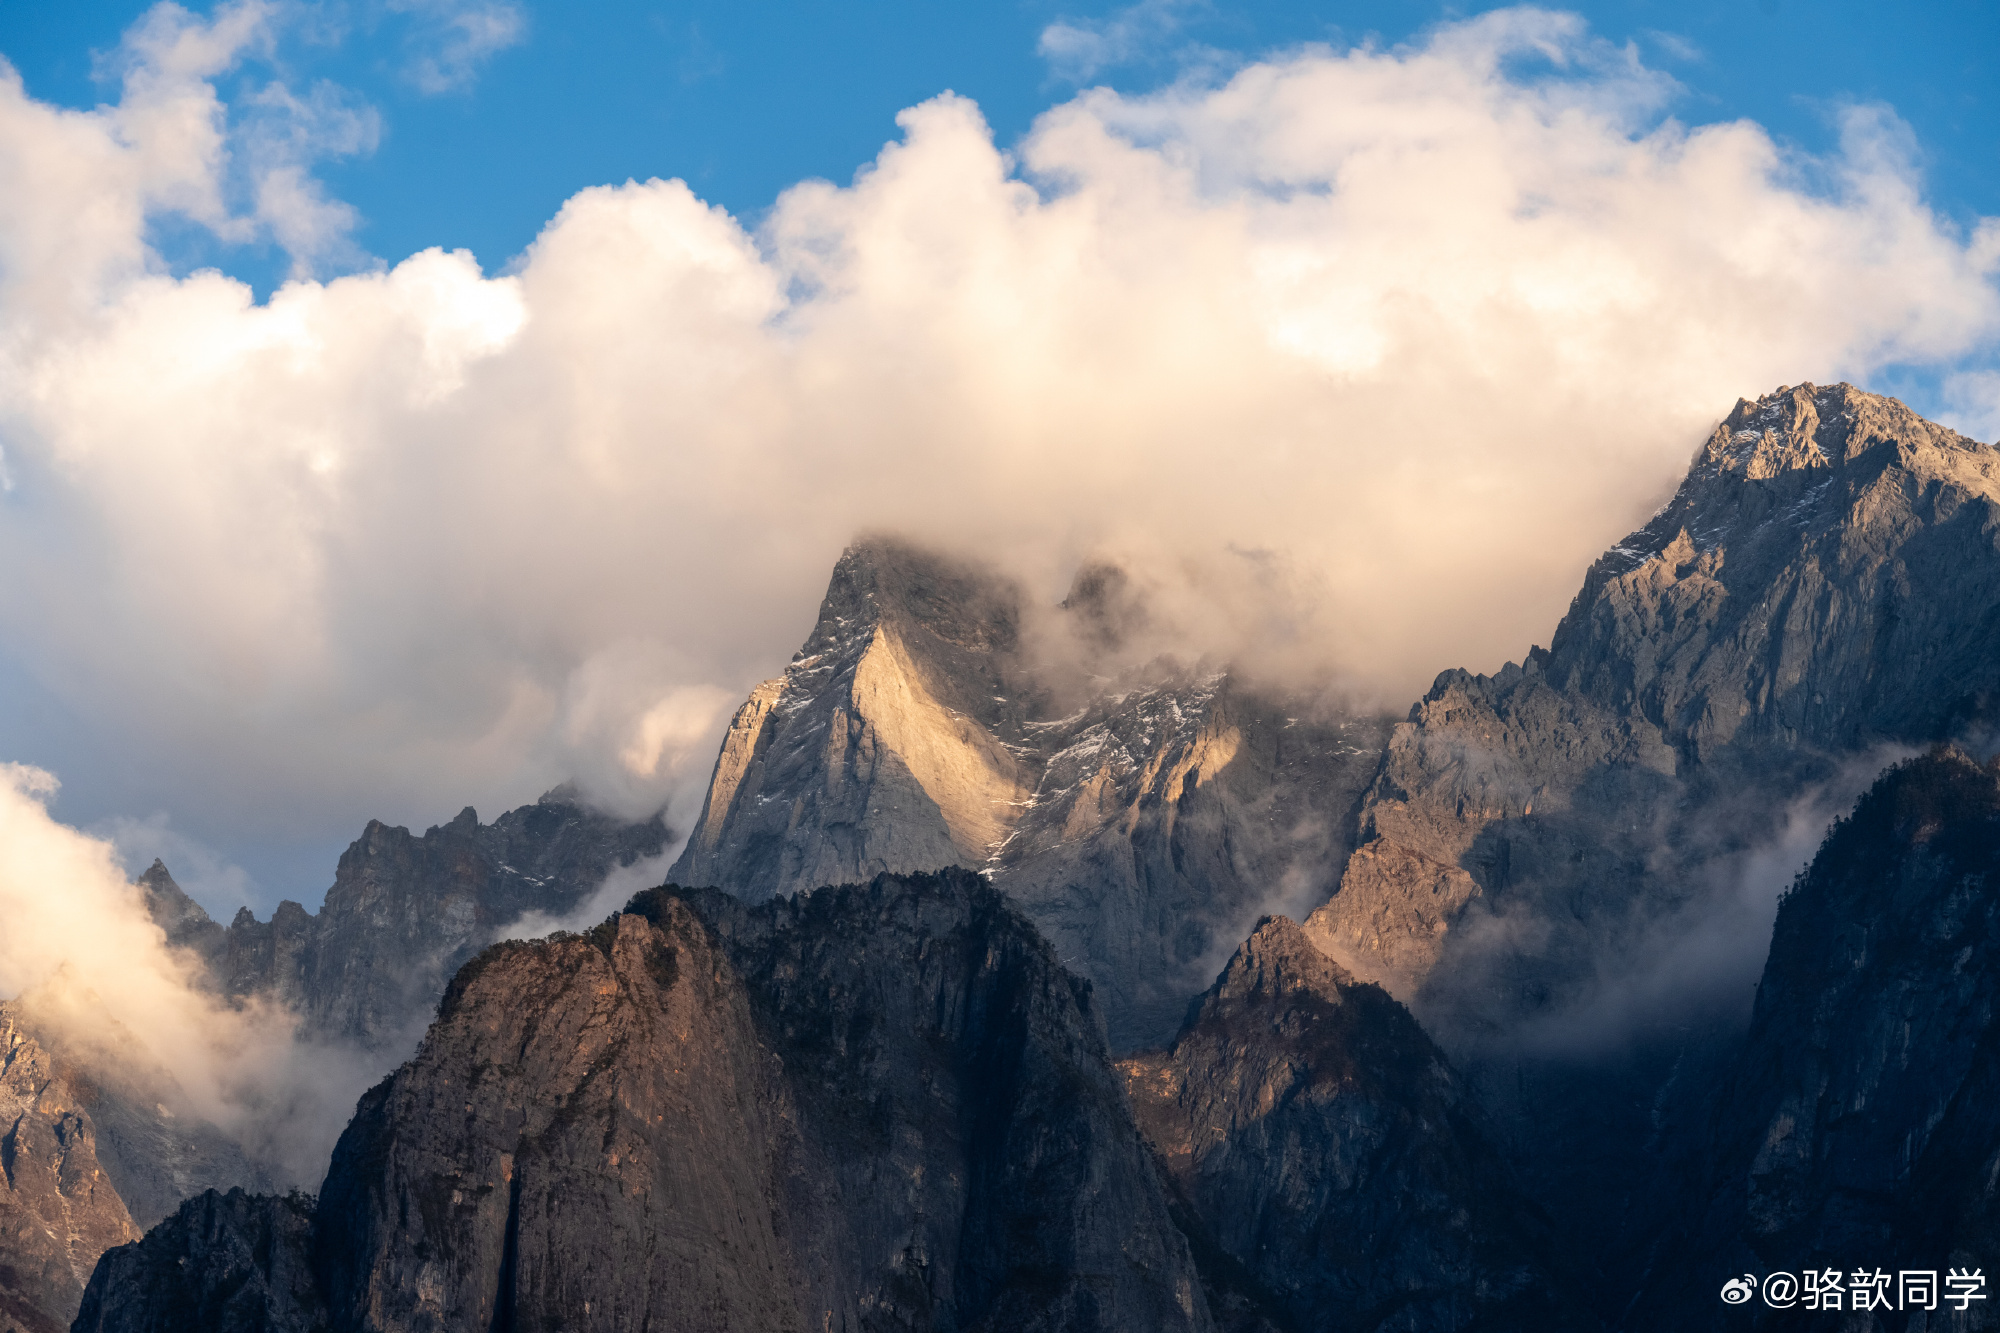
(0, 6, 1996, 897)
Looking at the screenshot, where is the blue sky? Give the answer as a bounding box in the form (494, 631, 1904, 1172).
(3, 0, 1994, 294)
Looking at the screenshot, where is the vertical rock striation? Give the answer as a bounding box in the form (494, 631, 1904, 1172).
(295, 869, 1208, 1331)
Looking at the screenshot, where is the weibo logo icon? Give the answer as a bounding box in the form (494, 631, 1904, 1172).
(1720, 1275, 1757, 1305)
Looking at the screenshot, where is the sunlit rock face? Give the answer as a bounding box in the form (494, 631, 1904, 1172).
(1308, 383, 2000, 1029)
(0, 1010, 140, 1333)
(82, 871, 1215, 1333)
(1630, 749, 2000, 1329)
(1121, 916, 1590, 1333)
(334, 870, 1211, 1333)
(675, 540, 1391, 1048)
(674, 541, 1039, 898)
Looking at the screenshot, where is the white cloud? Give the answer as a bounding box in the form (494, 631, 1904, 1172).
(0, 0, 381, 307)
(0, 6, 1995, 875)
(0, 764, 377, 1185)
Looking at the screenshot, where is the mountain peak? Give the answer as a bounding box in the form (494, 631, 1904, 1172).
(803, 536, 1022, 663)
(1697, 380, 1982, 485)
(136, 859, 217, 941)
(1210, 914, 1355, 1008)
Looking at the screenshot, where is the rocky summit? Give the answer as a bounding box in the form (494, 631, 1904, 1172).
(674, 539, 1390, 1048)
(1307, 383, 2000, 1026)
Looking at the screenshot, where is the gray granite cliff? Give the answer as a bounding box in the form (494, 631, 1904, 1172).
(170, 792, 670, 1053)
(1308, 383, 2000, 1027)
(674, 539, 1390, 1048)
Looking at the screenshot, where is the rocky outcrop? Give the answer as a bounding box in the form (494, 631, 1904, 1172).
(995, 668, 1388, 1048)
(672, 540, 1041, 896)
(0, 1009, 138, 1333)
(77, 871, 1222, 1330)
(72, 1190, 324, 1333)
(156, 869, 1207, 1332)
(676, 539, 1390, 1048)
(1632, 748, 2000, 1330)
(315, 900, 808, 1332)
(1122, 917, 1587, 1333)
(1308, 383, 2000, 1026)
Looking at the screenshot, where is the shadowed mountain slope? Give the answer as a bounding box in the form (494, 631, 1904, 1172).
(165, 792, 671, 1053)
(1632, 748, 2000, 1331)
(1123, 916, 1591, 1333)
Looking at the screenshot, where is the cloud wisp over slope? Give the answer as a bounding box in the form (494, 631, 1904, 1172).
(0, 4, 1996, 902)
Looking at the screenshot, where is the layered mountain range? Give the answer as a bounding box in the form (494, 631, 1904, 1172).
(1, 795, 667, 1333)
(29, 382, 2000, 1332)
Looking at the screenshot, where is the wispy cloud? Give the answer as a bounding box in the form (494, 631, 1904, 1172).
(390, 0, 526, 94)
(1038, 0, 1210, 82)
(1641, 28, 1703, 63)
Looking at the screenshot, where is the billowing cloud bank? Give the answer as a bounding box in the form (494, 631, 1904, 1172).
(1, 5, 1997, 874)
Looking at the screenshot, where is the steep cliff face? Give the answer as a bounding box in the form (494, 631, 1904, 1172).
(304, 870, 1210, 1333)
(73, 1190, 325, 1333)
(1308, 384, 2000, 1024)
(315, 902, 806, 1333)
(1122, 918, 1586, 1333)
(0, 1009, 138, 1333)
(672, 541, 1039, 897)
(675, 540, 1390, 1048)
(1632, 749, 2000, 1331)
